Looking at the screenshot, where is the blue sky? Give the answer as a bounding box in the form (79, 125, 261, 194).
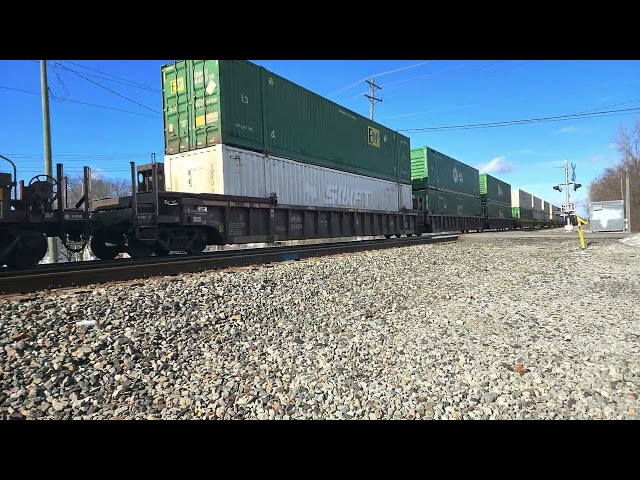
(2, 59, 639, 217)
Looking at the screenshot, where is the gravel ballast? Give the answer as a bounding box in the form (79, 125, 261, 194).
(1, 236, 638, 420)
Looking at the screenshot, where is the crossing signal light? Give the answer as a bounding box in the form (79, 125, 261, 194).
(553, 185, 562, 192)
(574, 183, 582, 191)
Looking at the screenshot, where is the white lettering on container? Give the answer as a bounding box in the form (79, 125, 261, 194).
(194, 97, 218, 109)
(234, 123, 254, 133)
(324, 184, 373, 209)
(338, 109, 357, 121)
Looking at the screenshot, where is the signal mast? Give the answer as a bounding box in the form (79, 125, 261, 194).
(552, 160, 582, 232)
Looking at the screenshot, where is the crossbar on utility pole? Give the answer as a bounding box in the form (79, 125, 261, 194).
(365, 77, 382, 121)
(40, 60, 58, 264)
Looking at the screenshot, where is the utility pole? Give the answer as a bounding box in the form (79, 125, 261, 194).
(365, 77, 382, 121)
(625, 166, 631, 232)
(40, 60, 58, 264)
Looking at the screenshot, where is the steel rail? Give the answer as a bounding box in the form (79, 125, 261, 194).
(0, 234, 459, 295)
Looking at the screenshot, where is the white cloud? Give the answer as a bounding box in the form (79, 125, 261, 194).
(556, 126, 580, 134)
(478, 156, 514, 174)
(90, 167, 104, 180)
(590, 155, 603, 163)
(608, 142, 617, 150)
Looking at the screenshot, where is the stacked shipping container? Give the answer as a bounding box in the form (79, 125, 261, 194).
(531, 195, 546, 222)
(410, 146, 482, 217)
(479, 173, 512, 219)
(160, 60, 413, 212)
(511, 189, 534, 220)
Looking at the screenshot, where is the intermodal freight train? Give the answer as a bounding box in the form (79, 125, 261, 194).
(0, 60, 566, 268)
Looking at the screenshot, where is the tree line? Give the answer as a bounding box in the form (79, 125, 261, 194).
(588, 118, 639, 232)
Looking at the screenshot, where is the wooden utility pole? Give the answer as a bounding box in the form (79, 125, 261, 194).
(625, 166, 631, 232)
(40, 60, 58, 263)
(365, 77, 382, 121)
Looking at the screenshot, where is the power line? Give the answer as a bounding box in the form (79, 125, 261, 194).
(326, 61, 435, 98)
(53, 60, 160, 92)
(379, 81, 640, 123)
(27, 60, 160, 92)
(399, 106, 640, 133)
(0, 85, 161, 119)
(344, 60, 501, 102)
(50, 61, 162, 115)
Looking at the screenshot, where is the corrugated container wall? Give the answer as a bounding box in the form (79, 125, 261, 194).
(164, 145, 413, 212)
(415, 189, 482, 216)
(485, 201, 513, 219)
(533, 210, 546, 221)
(479, 173, 511, 205)
(161, 60, 411, 185)
(532, 196, 543, 212)
(511, 189, 532, 209)
(544, 200, 552, 215)
(512, 207, 534, 220)
(262, 70, 411, 184)
(410, 146, 479, 198)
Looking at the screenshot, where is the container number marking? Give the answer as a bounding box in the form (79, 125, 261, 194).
(453, 167, 464, 184)
(368, 126, 381, 148)
(170, 77, 185, 94)
(241, 95, 249, 104)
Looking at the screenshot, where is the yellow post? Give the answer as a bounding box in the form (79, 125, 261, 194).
(575, 215, 588, 250)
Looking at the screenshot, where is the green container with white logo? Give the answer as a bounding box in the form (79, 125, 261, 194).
(479, 173, 511, 206)
(410, 146, 479, 197)
(161, 60, 411, 184)
(484, 200, 513, 219)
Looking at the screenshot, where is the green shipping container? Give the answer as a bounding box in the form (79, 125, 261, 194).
(415, 188, 482, 217)
(410, 146, 479, 198)
(262, 70, 410, 184)
(162, 60, 265, 154)
(161, 60, 411, 184)
(484, 201, 513, 219)
(512, 207, 534, 220)
(479, 173, 511, 206)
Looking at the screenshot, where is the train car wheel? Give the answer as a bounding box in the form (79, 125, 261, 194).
(185, 236, 207, 255)
(90, 231, 122, 260)
(4, 230, 48, 269)
(126, 236, 156, 259)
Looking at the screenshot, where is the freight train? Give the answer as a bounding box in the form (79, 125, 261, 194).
(1, 60, 567, 269)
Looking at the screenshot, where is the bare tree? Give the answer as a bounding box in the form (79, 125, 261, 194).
(64, 172, 131, 207)
(588, 118, 640, 232)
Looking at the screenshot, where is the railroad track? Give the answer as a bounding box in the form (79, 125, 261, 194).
(0, 234, 459, 295)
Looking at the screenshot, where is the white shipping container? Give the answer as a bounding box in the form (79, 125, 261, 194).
(532, 195, 543, 212)
(511, 189, 532, 208)
(164, 144, 413, 212)
(544, 201, 552, 215)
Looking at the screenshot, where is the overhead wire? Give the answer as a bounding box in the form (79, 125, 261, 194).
(43, 60, 160, 92)
(326, 61, 436, 98)
(0, 85, 162, 119)
(343, 60, 505, 102)
(49, 61, 162, 115)
(398, 106, 640, 133)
